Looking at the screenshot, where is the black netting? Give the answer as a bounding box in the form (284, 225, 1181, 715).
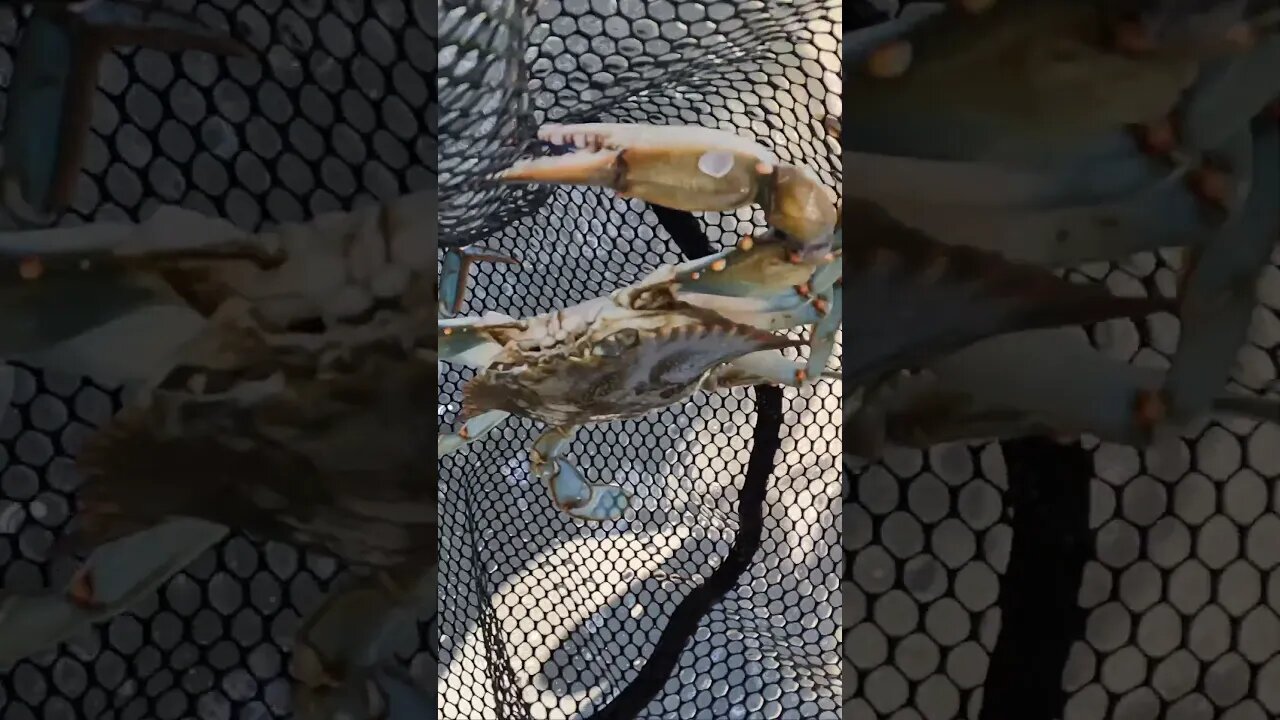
(844, 3, 1280, 720)
(0, 1, 843, 720)
(0, 1, 435, 718)
(438, 1, 842, 719)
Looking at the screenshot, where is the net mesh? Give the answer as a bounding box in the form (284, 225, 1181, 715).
(844, 2, 1280, 720)
(438, 1, 843, 718)
(0, 1, 435, 718)
(0, 1, 844, 720)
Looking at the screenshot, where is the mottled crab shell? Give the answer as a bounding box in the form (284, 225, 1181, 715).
(461, 304, 800, 427)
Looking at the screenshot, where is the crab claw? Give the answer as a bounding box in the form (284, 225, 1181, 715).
(496, 123, 838, 242)
(0, 517, 226, 669)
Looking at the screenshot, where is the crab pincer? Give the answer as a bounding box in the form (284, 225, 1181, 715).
(494, 122, 839, 245)
(3, 0, 255, 225)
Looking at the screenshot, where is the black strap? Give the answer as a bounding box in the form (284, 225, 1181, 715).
(980, 436, 1094, 720)
(590, 205, 784, 719)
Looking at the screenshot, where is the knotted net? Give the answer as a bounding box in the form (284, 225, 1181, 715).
(438, 1, 843, 718)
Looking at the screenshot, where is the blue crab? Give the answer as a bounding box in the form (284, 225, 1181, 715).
(0, 194, 440, 718)
(438, 121, 1191, 522)
(437, 122, 843, 522)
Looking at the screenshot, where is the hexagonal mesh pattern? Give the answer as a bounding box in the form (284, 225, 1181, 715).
(0, 1, 843, 719)
(438, 1, 842, 719)
(843, 3, 1280, 720)
(0, 1, 434, 718)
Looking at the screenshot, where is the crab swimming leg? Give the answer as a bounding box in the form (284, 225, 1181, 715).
(530, 426, 630, 522)
(2, 0, 253, 224)
(0, 517, 227, 669)
(291, 564, 435, 720)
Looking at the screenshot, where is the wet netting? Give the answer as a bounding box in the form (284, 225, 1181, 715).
(438, 1, 842, 719)
(843, 2, 1280, 720)
(0, 1, 435, 718)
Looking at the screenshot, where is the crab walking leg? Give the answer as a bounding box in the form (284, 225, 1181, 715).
(712, 300, 826, 333)
(438, 317, 516, 367)
(684, 268, 841, 383)
(1119, 4, 1280, 61)
(844, 328, 1166, 458)
(437, 409, 510, 456)
(864, 172, 1221, 268)
(706, 350, 842, 390)
(291, 565, 435, 720)
(804, 224, 843, 379)
(642, 234, 843, 383)
(439, 244, 518, 318)
(531, 427, 630, 522)
(438, 318, 519, 453)
(0, 517, 227, 669)
(1162, 125, 1279, 423)
(805, 282, 843, 380)
(848, 324, 1280, 459)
